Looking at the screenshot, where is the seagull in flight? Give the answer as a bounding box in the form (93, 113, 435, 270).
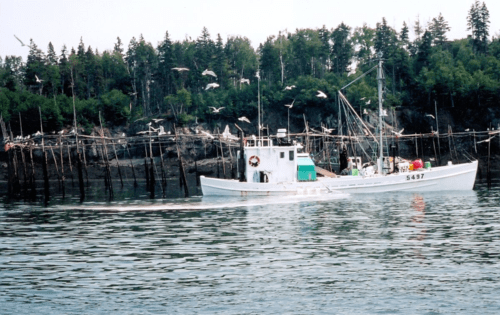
(14, 35, 27, 47)
(238, 116, 251, 123)
(128, 91, 137, 96)
(35, 75, 43, 83)
(151, 118, 164, 124)
(426, 114, 435, 119)
(202, 69, 217, 78)
(316, 90, 327, 99)
(284, 99, 295, 109)
(209, 106, 224, 113)
(172, 67, 189, 72)
(365, 100, 371, 105)
(240, 78, 250, 85)
(391, 128, 404, 137)
(284, 85, 296, 91)
(205, 83, 220, 90)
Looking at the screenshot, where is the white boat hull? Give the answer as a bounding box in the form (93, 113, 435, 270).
(200, 160, 478, 196)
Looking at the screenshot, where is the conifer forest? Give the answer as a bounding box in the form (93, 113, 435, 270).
(0, 0, 499, 136)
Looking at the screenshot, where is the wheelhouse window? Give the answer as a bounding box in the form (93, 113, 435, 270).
(280, 152, 285, 159)
(289, 150, 294, 161)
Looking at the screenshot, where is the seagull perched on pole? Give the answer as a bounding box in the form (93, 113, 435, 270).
(426, 114, 435, 119)
(172, 67, 189, 72)
(240, 78, 250, 85)
(202, 69, 217, 78)
(35, 75, 43, 83)
(316, 90, 327, 99)
(209, 106, 224, 113)
(205, 83, 220, 90)
(238, 116, 251, 123)
(284, 85, 296, 91)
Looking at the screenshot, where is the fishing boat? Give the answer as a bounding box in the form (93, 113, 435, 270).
(200, 55, 478, 196)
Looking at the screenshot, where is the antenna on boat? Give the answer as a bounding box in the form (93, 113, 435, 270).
(377, 51, 385, 174)
(256, 69, 261, 142)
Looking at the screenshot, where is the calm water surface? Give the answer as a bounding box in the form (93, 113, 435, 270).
(1, 181, 500, 314)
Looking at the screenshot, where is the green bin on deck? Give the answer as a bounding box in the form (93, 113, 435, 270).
(425, 161, 431, 169)
(352, 168, 359, 176)
(297, 157, 317, 181)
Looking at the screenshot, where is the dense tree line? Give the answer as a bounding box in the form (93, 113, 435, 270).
(0, 0, 499, 135)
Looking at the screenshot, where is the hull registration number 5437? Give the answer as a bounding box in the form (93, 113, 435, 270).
(406, 174, 424, 180)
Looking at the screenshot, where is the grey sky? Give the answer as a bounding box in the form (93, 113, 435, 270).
(1, 0, 499, 61)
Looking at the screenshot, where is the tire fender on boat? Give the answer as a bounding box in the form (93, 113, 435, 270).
(249, 155, 260, 167)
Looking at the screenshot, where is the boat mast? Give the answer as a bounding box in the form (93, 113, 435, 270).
(377, 53, 385, 173)
(257, 70, 261, 142)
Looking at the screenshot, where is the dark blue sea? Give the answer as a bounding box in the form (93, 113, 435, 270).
(1, 180, 500, 314)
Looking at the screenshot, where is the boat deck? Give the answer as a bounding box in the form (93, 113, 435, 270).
(315, 166, 338, 178)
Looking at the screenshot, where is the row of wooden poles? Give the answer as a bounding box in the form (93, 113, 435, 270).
(2, 115, 497, 204)
(2, 111, 247, 204)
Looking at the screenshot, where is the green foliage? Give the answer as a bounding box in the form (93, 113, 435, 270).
(1, 18, 500, 134)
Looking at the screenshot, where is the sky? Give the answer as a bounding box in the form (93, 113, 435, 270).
(1, 0, 500, 62)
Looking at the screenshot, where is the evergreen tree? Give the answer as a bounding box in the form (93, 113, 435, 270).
(331, 22, 353, 75)
(430, 13, 451, 46)
(399, 21, 410, 49)
(157, 31, 174, 96)
(114, 37, 124, 57)
(467, 0, 490, 54)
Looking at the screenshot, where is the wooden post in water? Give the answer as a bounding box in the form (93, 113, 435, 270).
(18, 113, 29, 196)
(174, 126, 189, 197)
(59, 135, 66, 199)
(219, 136, 226, 178)
(29, 145, 36, 200)
(50, 146, 61, 189)
(158, 142, 167, 196)
(99, 112, 113, 199)
(39, 107, 49, 204)
(77, 152, 85, 202)
(126, 146, 138, 187)
(487, 127, 492, 189)
(66, 143, 74, 186)
(144, 145, 150, 192)
(111, 140, 124, 187)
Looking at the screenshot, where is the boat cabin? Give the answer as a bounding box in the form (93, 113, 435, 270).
(238, 130, 317, 184)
